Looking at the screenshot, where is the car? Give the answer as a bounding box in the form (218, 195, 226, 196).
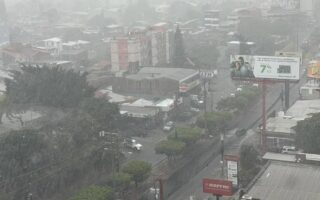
(123, 138, 143, 151)
(281, 146, 300, 154)
(177, 111, 193, 121)
(190, 107, 200, 113)
(163, 121, 174, 132)
(236, 87, 242, 92)
(235, 128, 247, 137)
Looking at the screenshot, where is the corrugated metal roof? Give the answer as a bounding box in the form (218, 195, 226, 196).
(248, 162, 320, 200)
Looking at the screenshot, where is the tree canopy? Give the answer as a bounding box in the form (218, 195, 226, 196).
(80, 97, 119, 131)
(122, 160, 151, 187)
(69, 185, 113, 200)
(240, 144, 259, 170)
(5, 65, 94, 108)
(172, 26, 186, 66)
(155, 139, 186, 160)
(168, 127, 202, 144)
(197, 111, 233, 134)
(295, 113, 320, 153)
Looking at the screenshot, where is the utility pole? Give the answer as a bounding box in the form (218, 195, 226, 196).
(203, 79, 208, 134)
(220, 133, 224, 178)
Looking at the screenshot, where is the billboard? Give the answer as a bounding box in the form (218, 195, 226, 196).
(202, 179, 233, 196)
(225, 155, 239, 187)
(230, 55, 300, 80)
(275, 51, 302, 64)
(272, 0, 300, 10)
(307, 60, 320, 79)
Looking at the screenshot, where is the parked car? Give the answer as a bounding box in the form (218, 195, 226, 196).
(281, 146, 300, 155)
(190, 107, 200, 113)
(163, 121, 174, 132)
(235, 128, 247, 137)
(123, 138, 142, 151)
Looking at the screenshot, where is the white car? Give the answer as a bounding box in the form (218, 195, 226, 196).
(163, 121, 174, 132)
(124, 139, 143, 151)
(281, 146, 300, 154)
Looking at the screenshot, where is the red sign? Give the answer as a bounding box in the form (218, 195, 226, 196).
(224, 155, 239, 162)
(203, 179, 233, 196)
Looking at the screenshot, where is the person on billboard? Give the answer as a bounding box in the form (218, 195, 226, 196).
(231, 56, 255, 78)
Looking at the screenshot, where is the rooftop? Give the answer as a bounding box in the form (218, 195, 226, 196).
(126, 67, 199, 83)
(266, 116, 297, 134)
(248, 162, 320, 200)
(286, 99, 320, 120)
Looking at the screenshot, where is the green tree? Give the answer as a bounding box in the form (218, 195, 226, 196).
(70, 185, 113, 200)
(197, 112, 233, 134)
(108, 172, 131, 195)
(172, 26, 186, 66)
(5, 65, 94, 108)
(80, 97, 119, 130)
(239, 144, 260, 187)
(295, 113, 320, 153)
(168, 127, 201, 145)
(0, 94, 7, 123)
(240, 144, 259, 170)
(122, 160, 151, 187)
(155, 139, 186, 160)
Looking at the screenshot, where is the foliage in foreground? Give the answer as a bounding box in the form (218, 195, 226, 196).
(69, 185, 113, 200)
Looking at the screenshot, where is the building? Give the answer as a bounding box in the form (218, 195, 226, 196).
(300, 80, 320, 100)
(150, 23, 172, 66)
(204, 10, 220, 29)
(245, 161, 320, 200)
(112, 67, 200, 97)
(2, 43, 51, 66)
(41, 37, 63, 57)
(265, 115, 297, 151)
(110, 37, 140, 72)
(265, 100, 320, 151)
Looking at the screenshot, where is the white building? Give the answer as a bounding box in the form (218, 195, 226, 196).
(42, 37, 63, 57)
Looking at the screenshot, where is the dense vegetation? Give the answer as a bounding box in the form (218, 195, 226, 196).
(0, 66, 121, 200)
(295, 113, 320, 153)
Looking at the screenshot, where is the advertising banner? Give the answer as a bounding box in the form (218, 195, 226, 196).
(202, 179, 233, 196)
(227, 160, 238, 186)
(230, 55, 300, 80)
(272, 0, 300, 10)
(225, 155, 239, 187)
(307, 60, 320, 79)
(275, 51, 302, 64)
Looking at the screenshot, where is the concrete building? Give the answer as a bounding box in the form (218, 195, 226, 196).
(150, 23, 172, 66)
(300, 79, 320, 100)
(204, 10, 220, 29)
(112, 67, 200, 97)
(41, 37, 63, 57)
(265, 100, 320, 151)
(110, 37, 140, 72)
(265, 115, 297, 151)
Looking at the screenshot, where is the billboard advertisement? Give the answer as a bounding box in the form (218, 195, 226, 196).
(272, 0, 300, 10)
(230, 55, 300, 80)
(225, 155, 239, 187)
(307, 60, 320, 79)
(202, 179, 233, 196)
(275, 51, 302, 64)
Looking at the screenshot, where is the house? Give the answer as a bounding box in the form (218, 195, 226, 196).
(2, 43, 51, 66)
